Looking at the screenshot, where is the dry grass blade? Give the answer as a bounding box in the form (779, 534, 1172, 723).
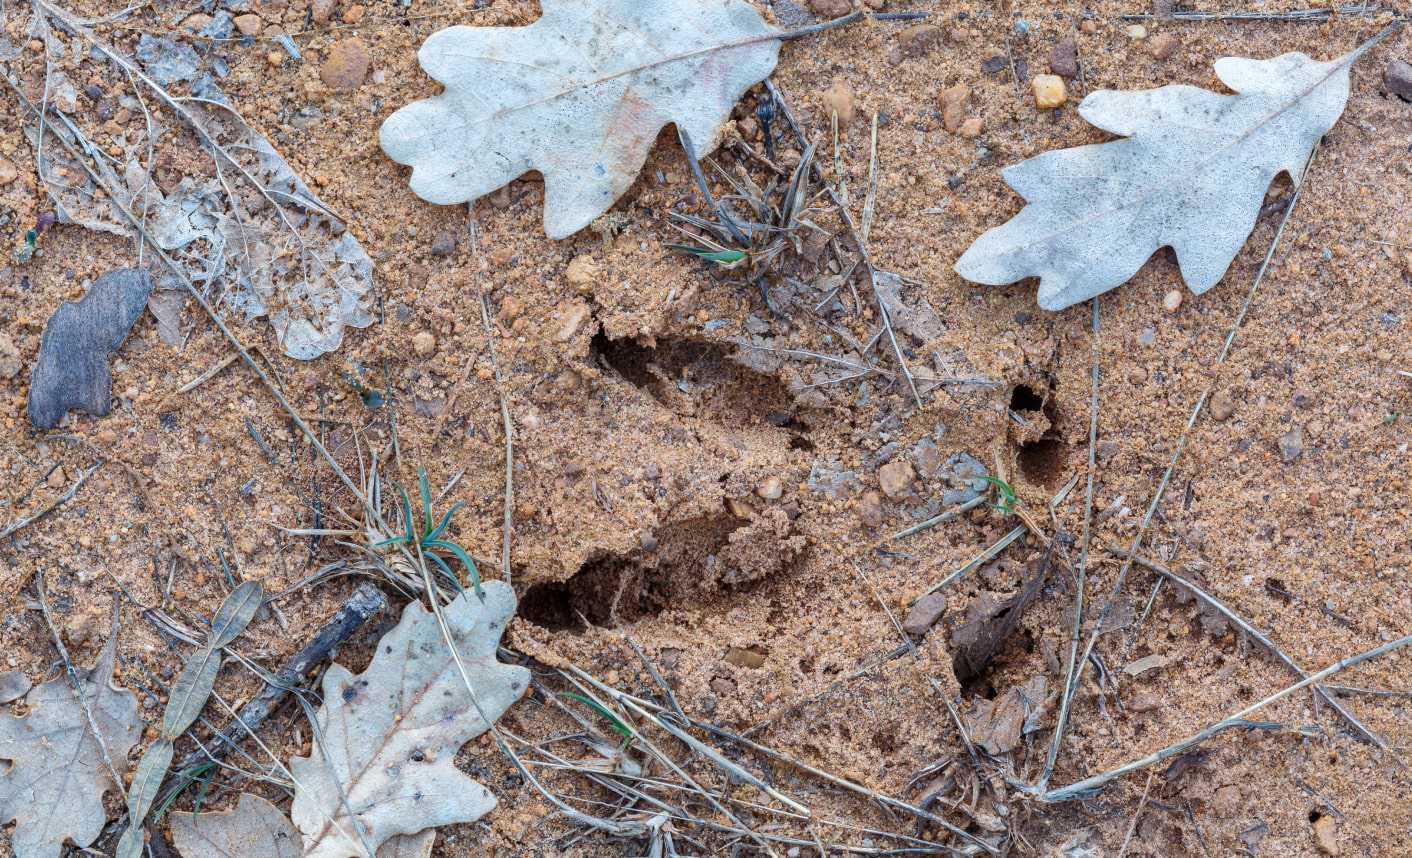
(1111, 549, 1396, 758)
(1042, 633, 1412, 801)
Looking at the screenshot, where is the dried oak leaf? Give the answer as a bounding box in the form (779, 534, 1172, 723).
(0, 626, 142, 858)
(289, 582, 529, 858)
(380, 0, 781, 239)
(955, 42, 1377, 310)
(170, 793, 434, 858)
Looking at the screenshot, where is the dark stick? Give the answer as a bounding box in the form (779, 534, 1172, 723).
(173, 582, 388, 772)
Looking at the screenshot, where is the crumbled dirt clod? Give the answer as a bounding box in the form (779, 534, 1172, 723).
(1148, 32, 1180, 60)
(320, 38, 370, 91)
(823, 77, 857, 125)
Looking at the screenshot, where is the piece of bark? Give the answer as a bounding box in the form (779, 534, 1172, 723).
(28, 268, 153, 428)
(951, 553, 1051, 683)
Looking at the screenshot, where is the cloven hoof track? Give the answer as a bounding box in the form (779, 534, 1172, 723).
(591, 332, 813, 449)
(519, 509, 750, 629)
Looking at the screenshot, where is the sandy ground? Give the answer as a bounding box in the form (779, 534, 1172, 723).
(2, 0, 1411, 855)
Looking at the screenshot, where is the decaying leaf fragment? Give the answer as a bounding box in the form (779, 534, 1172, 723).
(955, 37, 1387, 310)
(289, 582, 529, 858)
(380, 0, 781, 239)
(13, 4, 375, 360)
(0, 624, 142, 858)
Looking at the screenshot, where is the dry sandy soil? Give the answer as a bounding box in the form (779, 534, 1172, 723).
(2, 0, 1411, 856)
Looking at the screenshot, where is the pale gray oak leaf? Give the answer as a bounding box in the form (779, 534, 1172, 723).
(0, 628, 142, 858)
(954, 44, 1376, 310)
(380, 0, 781, 239)
(170, 793, 434, 858)
(289, 582, 529, 858)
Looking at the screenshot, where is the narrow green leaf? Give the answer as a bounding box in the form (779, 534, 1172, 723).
(426, 539, 482, 600)
(980, 475, 1017, 512)
(418, 468, 434, 539)
(667, 244, 747, 264)
(563, 692, 634, 738)
(397, 484, 415, 543)
(209, 581, 263, 649)
(426, 501, 466, 542)
(426, 552, 466, 597)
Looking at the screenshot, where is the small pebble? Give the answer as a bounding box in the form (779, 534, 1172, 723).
(877, 460, 915, 499)
(320, 38, 369, 91)
(430, 231, 456, 257)
(807, 0, 851, 16)
(1162, 289, 1182, 313)
(0, 332, 20, 379)
(1126, 24, 1148, 39)
(939, 83, 969, 132)
(47, 466, 68, 489)
(1278, 425, 1304, 463)
(233, 13, 262, 36)
(902, 592, 947, 636)
(412, 330, 436, 356)
(1209, 390, 1235, 421)
(1048, 37, 1078, 79)
(0, 158, 17, 185)
(898, 24, 943, 58)
(553, 301, 590, 342)
(1385, 59, 1412, 101)
(1032, 74, 1066, 109)
(1080, 19, 1098, 34)
(310, 0, 337, 24)
(756, 476, 784, 500)
(564, 254, 599, 291)
(342, 4, 366, 24)
(958, 116, 983, 137)
(1148, 32, 1179, 60)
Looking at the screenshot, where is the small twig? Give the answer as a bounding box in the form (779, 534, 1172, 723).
(1118, 771, 1157, 858)
(1120, 4, 1387, 21)
(1041, 633, 1412, 801)
(0, 462, 102, 541)
(923, 525, 1025, 596)
(859, 113, 879, 244)
(171, 582, 388, 775)
(1110, 549, 1395, 758)
(177, 351, 239, 393)
(889, 494, 986, 540)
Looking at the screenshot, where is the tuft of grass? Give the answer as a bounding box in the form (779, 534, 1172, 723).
(375, 468, 483, 600)
(666, 141, 829, 279)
